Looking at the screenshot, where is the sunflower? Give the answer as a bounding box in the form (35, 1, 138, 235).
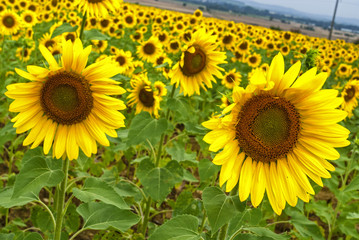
(341, 80, 359, 118)
(220, 95, 231, 109)
(0, 9, 22, 35)
(137, 36, 163, 64)
(167, 39, 181, 53)
(336, 63, 352, 78)
(222, 69, 241, 89)
(91, 40, 108, 53)
(112, 49, 133, 74)
(202, 53, 349, 215)
(21, 10, 37, 27)
(171, 28, 227, 96)
(5, 39, 126, 160)
(16, 46, 34, 62)
(77, 0, 121, 17)
(40, 33, 59, 50)
(246, 53, 262, 68)
(123, 11, 137, 28)
(127, 73, 164, 118)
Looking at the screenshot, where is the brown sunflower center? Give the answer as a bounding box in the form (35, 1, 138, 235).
(125, 16, 133, 24)
(3, 15, 15, 28)
(156, 57, 164, 65)
(170, 42, 179, 50)
(41, 71, 93, 125)
(344, 86, 355, 102)
(226, 74, 235, 83)
(24, 15, 32, 23)
(181, 46, 206, 76)
(143, 43, 155, 55)
(239, 41, 248, 50)
(139, 87, 155, 107)
(116, 56, 126, 66)
(249, 56, 257, 64)
(223, 35, 233, 44)
(236, 94, 300, 163)
(158, 33, 166, 42)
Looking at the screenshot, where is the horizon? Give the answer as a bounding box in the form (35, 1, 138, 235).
(240, 0, 359, 25)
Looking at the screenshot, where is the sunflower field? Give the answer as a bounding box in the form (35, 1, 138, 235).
(1, 0, 359, 239)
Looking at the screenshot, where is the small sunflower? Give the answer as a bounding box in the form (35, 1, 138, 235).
(112, 49, 133, 74)
(222, 69, 241, 89)
(5, 39, 126, 160)
(341, 80, 359, 118)
(123, 11, 137, 28)
(21, 10, 37, 27)
(0, 9, 22, 35)
(16, 46, 34, 62)
(171, 28, 227, 96)
(246, 53, 262, 68)
(202, 53, 349, 215)
(127, 74, 165, 118)
(77, 0, 121, 17)
(137, 36, 163, 64)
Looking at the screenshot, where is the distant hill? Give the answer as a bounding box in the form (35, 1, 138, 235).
(241, 0, 359, 26)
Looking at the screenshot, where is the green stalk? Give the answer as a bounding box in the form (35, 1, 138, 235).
(79, 12, 87, 41)
(53, 157, 70, 240)
(141, 84, 177, 236)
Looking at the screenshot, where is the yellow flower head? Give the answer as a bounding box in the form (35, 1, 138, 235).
(6, 39, 126, 160)
(202, 53, 349, 215)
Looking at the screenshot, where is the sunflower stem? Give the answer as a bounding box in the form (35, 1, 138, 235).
(218, 223, 228, 240)
(141, 197, 152, 236)
(155, 84, 176, 167)
(79, 12, 87, 41)
(54, 157, 69, 240)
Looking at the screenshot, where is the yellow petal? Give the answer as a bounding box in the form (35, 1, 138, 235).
(54, 124, 68, 159)
(251, 161, 266, 208)
(43, 120, 57, 154)
(66, 124, 79, 160)
(239, 157, 253, 201)
(39, 44, 59, 69)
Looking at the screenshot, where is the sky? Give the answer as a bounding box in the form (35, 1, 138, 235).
(244, 0, 359, 22)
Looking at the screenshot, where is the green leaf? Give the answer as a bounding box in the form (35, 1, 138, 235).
(137, 158, 176, 202)
(202, 186, 238, 234)
(243, 227, 290, 240)
(347, 212, 359, 219)
(0, 122, 16, 147)
(83, 29, 110, 40)
(148, 215, 201, 240)
(338, 220, 359, 238)
(343, 175, 359, 192)
(198, 159, 220, 182)
(0, 233, 14, 240)
(31, 206, 54, 232)
(288, 210, 324, 240)
(76, 202, 140, 231)
(127, 112, 168, 146)
(166, 141, 197, 162)
(167, 97, 191, 120)
(21, 148, 44, 166)
(154, 62, 169, 68)
(0, 187, 38, 208)
(173, 190, 201, 217)
(23, 233, 43, 240)
(72, 177, 129, 210)
(51, 22, 78, 39)
(165, 160, 184, 183)
(115, 181, 143, 202)
(12, 157, 64, 198)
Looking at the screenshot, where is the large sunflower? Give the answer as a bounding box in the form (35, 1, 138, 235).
(341, 80, 359, 118)
(5, 39, 126, 160)
(171, 28, 227, 96)
(127, 73, 166, 118)
(76, 0, 121, 17)
(202, 53, 349, 215)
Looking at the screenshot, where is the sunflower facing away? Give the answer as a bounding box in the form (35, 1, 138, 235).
(171, 28, 227, 96)
(202, 53, 350, 215)
(5, 39, 126, 160)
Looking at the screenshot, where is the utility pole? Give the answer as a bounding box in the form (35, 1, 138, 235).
(328, 0, 339, 40)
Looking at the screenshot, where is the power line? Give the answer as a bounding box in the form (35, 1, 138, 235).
(328, 0, 339, 40)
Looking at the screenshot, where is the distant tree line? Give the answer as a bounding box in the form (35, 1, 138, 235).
(180, 0, 359, 32)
